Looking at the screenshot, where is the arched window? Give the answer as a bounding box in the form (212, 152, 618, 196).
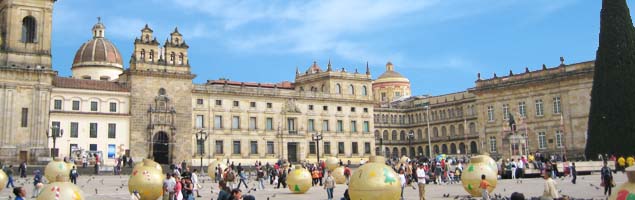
(458, 124, 465, 135)
(450, 125, 456, 136)
(469, 122, 476, 134)
(450, 143, 457, 154)
(417, 129, 422, 140)
(361, 85, 368, 96)
(433, 127, 439, 137)
(349, 84, 355, 95)
(22, 16, 37, 43)
(321, 85, 325, 92)
(178, 53, 184, 64)
(140, 49, 145, 60)
(391, 130, 397, 140)
(149, 50, 154, 61)
(335, 84, 342, 94)
(433, 145, 439, 154)
(470, 141, 478, 154)
(382, 130, 388, 140)
(399, 131, 405, 141)
(459, 143, 466, 154)
(442, 144, 448, 154)
(441, 126, 447, 137)
(170, 52, 175, 62)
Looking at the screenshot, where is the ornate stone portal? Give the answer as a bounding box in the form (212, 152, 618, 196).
(147, 88, 177, 164)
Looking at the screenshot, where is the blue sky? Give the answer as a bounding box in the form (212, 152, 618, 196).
(51, 0, 629, 95)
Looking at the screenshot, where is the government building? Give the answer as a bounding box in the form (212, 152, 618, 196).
(0, 0, 593, 166)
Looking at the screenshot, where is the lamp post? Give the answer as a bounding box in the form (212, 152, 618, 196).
(425, 104, 433, 159)
(408, 131, 415, 158)
(195, 130, 208, 173)
(312, 132, 323, 164)
(47, 124, 63, 159)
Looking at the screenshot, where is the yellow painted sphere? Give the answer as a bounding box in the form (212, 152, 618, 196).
(461, 155, 498, 197)
(332, 166, 346, 184)
(207, 159, 227, 178)
(132, 158, 163, 172)
(45, 158, 72, 183)
(326, 157, 340, 171)
(0, 170, 7, 193)
(286, 166, 312, 194)
(609, 166, 635, 200)
(399, 156, 409, 164)
(349, 160, 401, 200)
(37, 178, 85, 200)
(128, 159, 165, 200)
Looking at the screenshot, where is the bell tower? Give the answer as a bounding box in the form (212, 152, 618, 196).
(0, 0, 55, 69)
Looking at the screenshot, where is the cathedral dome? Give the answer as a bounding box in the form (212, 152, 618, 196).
(71, 18, 123, 81)
(374, 62, 410, 84)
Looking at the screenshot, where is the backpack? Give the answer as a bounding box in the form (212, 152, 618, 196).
(344, 168, 351, 176)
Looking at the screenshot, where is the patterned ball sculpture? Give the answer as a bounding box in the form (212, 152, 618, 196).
(37, 176, 84, 200)
(0, 170, 7, 192)
(326, 157, 339, 171)
(610, 166, 635, 200)
(461, 154, 498, 197)
(332, 166, 346, 184)
(132, 158, 163, 172)
(45, 158, 72, 183)
(349, 156, 401, 200)
(286, 165, 312, 194)
(128, 159, 165, 200)
(207, 159, 227, 179)
(399, 156, 409, 164)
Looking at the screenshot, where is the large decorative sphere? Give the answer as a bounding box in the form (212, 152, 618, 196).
(332, 166, 346, 184)
(128, 159, 165, 200)
(286, 165, 312, 194)
(326, 157, 339, 171)
(349, 156, 401, 200)
(45, 158, 72, 183)
(461, 155, 498, 197)
(610, 166, 635, 200)
(37, 178, 84, 200)
(399, 156, 409, 164)
(132, 158, 163, 172)
(207, 159, 227, 178)
(0, 170, 7, 192)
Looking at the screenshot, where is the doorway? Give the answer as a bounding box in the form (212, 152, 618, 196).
(287, 142, 298, 163)
(153, 131, 170, 164)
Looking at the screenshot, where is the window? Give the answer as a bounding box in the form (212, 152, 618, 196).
(232, 116, 240, 129)
(249, 117, 257, 130)
(395, 92, 401, 97)
(336, 120, 343, 133)
(352, 142, 358, 154)
(51, 121, 61, 136)
(363, 108, 368, 113)
(534, 99, 544, 116)
(89, 144, 97, 151)
(70, 122, 78, 138)
(266, 141, 274, 154)
(72, 101, 80, 111)
(196, 99, 204, 105)
(553, 97, 561, 114)
(324, 142, 331, 155)
(108, 123, 116, 138)
(149, 50, 154, 61)
(196, 115, 204, 128)
(250, 141, 258, 154)
(109, 102, 117, 112)
(487, 106, 494, 121)
(22, 16, 36, 43)
(350, 121, 357, 133)
(361, 86, 368, 96)
(90, 123, 98, 138)
(502, 104, 509, 120)
(287, 118, 297, 134)
(335, 84, 342, 94)
(349, 84, 355, 95)
(90, 101, 98, 111)
(54, 100, 62, 110)
(233, 101, 239, 107)
(337, 106, 342, 112)
(338, 142, 345, 154)
(322, 120, 329, 132)
(381, 92, 386, 101)
(215, 100, 222, 106)
(489, 136, 497, 152)
(323, 106, 328, 111)
(215, 140, 224, 154)
(308, 105, 314, 110)
(350, 107, 356, 113)
(214, 115, 223, 129)
(233, 141, 241, 154)
(364, 142, 371, 154)
(266, 118, 273, 131)
(363, 121, 370, 133)
(538, 132, 547, 149)
(250, 102, 256, 108)
(555, 130, 563, 148)
(519, 102, 526, 117)
(140, 49, 145, 60)
(21, 108, 28, 127)
(266, 102, 272, 109)
(309, 142, 316, 154)
(307, 119, 315, 132)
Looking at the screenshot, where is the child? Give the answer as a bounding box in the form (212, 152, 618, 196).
(479, 174, 491, 200)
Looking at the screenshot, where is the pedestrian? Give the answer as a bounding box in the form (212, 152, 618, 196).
(32, 170, 43, 198)
(256, 166, 265, 191)
(312, 168, 320, 186)
(181, 160, 187, 173)
(182, 178, 194, 200)
(541, 171, 560, 200)
(4, 165, 15, 188)
(479, 174, 491, 200)
(510, 192, 525, 200)
(12, 187, 26, 200)
(416, 164, 427, 200)
(517, 157, 525, 183)
(324, 171, 335, 200)
(163, 173, 176, 200)
(277, 168, 287, 189)
(601, 161, 614, 196)
(18, 162, 26, 178)
(128, 157, 134, 168)
(570, 162, 577, 184)
(230, 188, 242, 200)
(510, 159, 517, 180)
(191, 169, 201, 197)
(173, 176, 182, 200)
(399, 169, 406, 199)
(69, 166, 79, 184)
(82, 156, 87, 168)
(344, 165, 351, 185)
(217, 180, 231, 200)
(237, 170, 248, 190)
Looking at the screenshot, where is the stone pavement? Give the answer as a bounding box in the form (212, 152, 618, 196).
(0, 172, 627, 199)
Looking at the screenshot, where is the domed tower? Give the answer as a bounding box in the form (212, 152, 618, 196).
(372, 62, 411, 104)
(71, 18, 123, 81)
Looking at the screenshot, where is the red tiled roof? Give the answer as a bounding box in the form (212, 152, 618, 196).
(53, 77, 129, 92)
(206, 80, 294, 89)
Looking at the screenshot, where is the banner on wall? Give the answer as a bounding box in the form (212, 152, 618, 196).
(108, 144, 116, 159)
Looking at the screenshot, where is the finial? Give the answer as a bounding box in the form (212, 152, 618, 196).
(365, 62, 370, 75)
(493, 73, 497, 78)
(355, 68, 358, 74)
(542, 64, 547, 70)
(341, 67, 345, 72)
(509, 70, 513, 76)
(328, 59, 332, 67)
(525, 67, 529, 73)
(144, 24, 149, 29)
(477, 72, 481, 80)
(174, 27, 179, 33)
(327, 60, 332, 71)
(560, 56, 565, 65)
(97, 16, 101, 23)
(295, 66, 300, 75)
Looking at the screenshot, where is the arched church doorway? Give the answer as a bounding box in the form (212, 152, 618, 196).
(153, 131, 170, 164)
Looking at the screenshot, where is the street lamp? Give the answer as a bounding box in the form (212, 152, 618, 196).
(425, 104, 433, 159)
(47, 124, 64, 159)
(408, 131, 415, 158)
(195, 130, 208, 173)
(312, 132, 323, 164)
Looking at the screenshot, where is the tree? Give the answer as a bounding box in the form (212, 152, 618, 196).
(586, 0, 635, 159)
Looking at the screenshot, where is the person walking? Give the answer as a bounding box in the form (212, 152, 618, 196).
(69, 166, 79, 184)
(18, 162, 26, 178)
(277, 168, 287, 189)
(541, 171, 560, 200)
(173, 176, 182, 200)
(163, 173, 176, 200)
(256, 166, 265, 191)
(4, 165, 15, 188)
(182, 178, 194, 200)
(216, 180, 231, 200)
(601, 161, 614, 196)
(324, 171, 335, 200)
(191, 169, 201, 197)
(570, 162, 577, 184)
(510, 159, 517, 180)
(416, 164, 427, 200)
(479, 175, 492, 200)
(344, 165, 352, 185)
(399, 169, 406, 200)
(12, 187, 27, 200)
(31, 170, 43, 198)
(237, 170, 248, 190)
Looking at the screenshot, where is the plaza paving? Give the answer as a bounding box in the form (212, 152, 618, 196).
(0, 172, 627, 199)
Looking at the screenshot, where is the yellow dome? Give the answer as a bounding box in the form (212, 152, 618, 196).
(374, 62, 410, 84)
